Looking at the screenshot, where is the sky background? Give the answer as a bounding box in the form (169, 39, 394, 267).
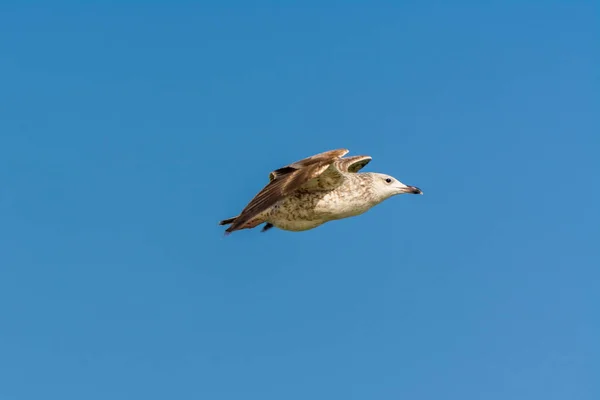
(1, 1, 599, 399)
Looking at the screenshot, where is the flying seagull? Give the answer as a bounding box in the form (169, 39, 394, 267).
(219, 148, 422, 234)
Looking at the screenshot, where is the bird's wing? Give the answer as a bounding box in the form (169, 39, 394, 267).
(226, 149, 349, 233)
(337, 155, 372, 173)
(268, 148, 349, 181)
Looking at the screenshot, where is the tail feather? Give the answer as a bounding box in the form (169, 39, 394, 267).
(219, 216, 237, 226)
(219, 215, 269, 235)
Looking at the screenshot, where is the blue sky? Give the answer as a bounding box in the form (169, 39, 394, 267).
(1, 2, 598, 399)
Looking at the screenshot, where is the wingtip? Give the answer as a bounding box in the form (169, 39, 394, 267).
(312, 148, 350, 159)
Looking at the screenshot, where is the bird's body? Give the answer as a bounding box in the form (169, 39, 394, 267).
(265, 173, 380, 231)
(219, 148, 422, 234)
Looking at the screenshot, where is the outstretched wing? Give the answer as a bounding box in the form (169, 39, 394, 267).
(268, 148, 350, 181)
(337, 155, 372, 173)
(226, 149, 349, 233)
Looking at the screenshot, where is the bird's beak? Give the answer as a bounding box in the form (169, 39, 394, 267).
(400, 185, 423, 195)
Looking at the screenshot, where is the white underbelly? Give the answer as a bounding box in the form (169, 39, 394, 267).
(265, 190, 372, 232)
(269, 218, 324, 232)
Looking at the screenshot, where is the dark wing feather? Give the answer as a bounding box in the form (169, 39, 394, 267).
(227, 149, 349, 233)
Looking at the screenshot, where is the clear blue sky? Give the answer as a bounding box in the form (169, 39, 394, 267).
(1, 2, 598, 399)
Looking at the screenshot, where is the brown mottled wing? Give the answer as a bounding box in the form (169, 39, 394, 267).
(268, 148, 349, 181)
(337, 155, 372, 173)
(227, 149, 349, 233)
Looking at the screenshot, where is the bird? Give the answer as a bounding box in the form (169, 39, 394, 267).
(219, 148, 422, 234)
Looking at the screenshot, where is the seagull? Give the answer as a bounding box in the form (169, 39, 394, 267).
(219, 148, 422, 234)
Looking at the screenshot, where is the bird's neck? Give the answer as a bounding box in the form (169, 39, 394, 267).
(347, 173, 382, 205)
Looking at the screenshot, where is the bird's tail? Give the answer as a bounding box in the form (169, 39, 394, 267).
(218, 216, 238, 226)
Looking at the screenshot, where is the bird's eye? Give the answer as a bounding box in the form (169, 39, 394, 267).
(385, 178, 392, 183)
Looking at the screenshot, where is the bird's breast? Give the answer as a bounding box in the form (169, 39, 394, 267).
(265, 185, 375, 231)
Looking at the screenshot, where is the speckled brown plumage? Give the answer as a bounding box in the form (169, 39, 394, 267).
(219, 148, 422, 234)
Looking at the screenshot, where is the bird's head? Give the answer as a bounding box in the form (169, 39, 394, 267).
(370, 173, 423, 201)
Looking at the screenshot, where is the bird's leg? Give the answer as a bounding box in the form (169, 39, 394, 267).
(261, 223, 274, 233)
